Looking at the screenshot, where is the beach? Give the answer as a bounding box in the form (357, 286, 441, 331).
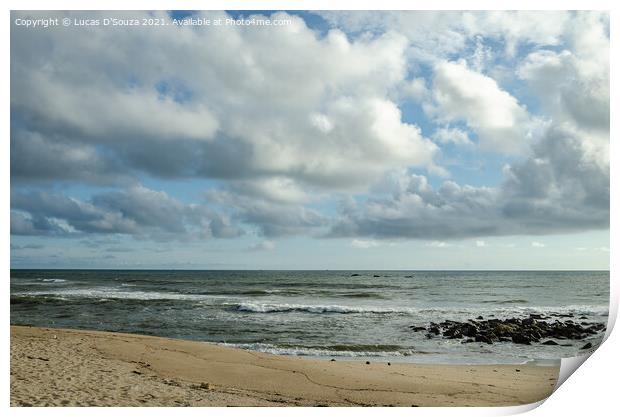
(11, 325, 559, 407)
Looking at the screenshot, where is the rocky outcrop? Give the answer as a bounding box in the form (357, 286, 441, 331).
(410, 313, 605, 346)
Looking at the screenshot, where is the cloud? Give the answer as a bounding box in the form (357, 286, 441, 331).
(426, 241, 452, 248)
(10, 11, 609, 246)
(432, 127, 474, 147)
(248, 240, 276, 252)
(531, 241, 546, 248)
(501, 124, 609, 232)
(206, 188, 328, 237)
(10, 243, 44, 250)
(329, 123, 609, 240)
(476, 240, 488, 247)
(11, 10, 439, 192)
(351, 239, 380, 249)
(331, 173, 501, 239)
(317, 11, 571, 62)
(427, 60, 535, 155)
(10, 186, 243, 240)
(516, 13, 609, 137)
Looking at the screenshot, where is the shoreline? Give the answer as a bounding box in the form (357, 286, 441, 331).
(11, 325, 559, 406)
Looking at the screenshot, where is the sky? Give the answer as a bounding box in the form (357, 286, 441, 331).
(10, 10, 610, 270)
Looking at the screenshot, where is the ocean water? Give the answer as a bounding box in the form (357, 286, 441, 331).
(10, 270, 609, 365)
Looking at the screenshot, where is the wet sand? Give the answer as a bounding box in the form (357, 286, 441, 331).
(10, 325, 559, 406)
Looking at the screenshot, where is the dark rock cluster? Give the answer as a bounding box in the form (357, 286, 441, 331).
(411, 313, 605, 348)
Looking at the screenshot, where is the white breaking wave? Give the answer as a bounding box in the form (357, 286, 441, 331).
(229, 302, 609, 317)
(220, 342, 415, 358)
(40, 279, 67, 283)
(229, 302, 408, 314)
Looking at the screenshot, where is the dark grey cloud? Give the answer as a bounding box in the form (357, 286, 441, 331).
(501, 125, 609, 232)
(10, 129, 132, 185)
(10, 186, 243, 240)
(10, 243, 44, 250)
(206, 189, 328, 238)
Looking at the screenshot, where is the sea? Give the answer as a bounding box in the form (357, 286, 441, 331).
(10, 270, 609, 365)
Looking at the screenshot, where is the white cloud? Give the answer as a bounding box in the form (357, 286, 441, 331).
(11, 10, 440, 191)
(476, 240, 488, 247)
(402, 77, 429, 101)
(531, 241, 546, 248)
(428, 60, 534, 155)
(516, 12, 609, 169)
(229, 177, 311, 205)
(427, 241, 451, 248)
(462, 11, 570, 57)
(10, 11, 609, 246)
(309, 113, 334, 134)
(432, 127, 474, 147)
(318, 11, 572, 63)
(351, 239, 380, 249)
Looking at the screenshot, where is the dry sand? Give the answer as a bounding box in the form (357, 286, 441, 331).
(10, 325, 559, 407)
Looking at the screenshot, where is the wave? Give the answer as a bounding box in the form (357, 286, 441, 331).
(220, 342, 418, 358)
(11, 288, 608, 318)
(229, 302, 408, 315)
(522, 305, 609, 316)
(11, 288, 223, 302)
(41, 279, 67, 283)
(199, 289, 385, 299)
(228, 301, 609, 317)
(481, 299, 529, 304)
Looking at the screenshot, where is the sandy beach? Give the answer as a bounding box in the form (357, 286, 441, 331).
(10, 325, 559, 407)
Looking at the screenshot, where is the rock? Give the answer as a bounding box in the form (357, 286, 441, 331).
(330, 359, 336, 362)
(581, 342, 593, 350)
(373, 275, 381, 278)
(542, 340, 559, 345)
(387, 362, 391, 366)
(365, 361, 371, 364)
(512, 334, 532, 345)
(411, 315, 606, 347)
(196, 382, 212, 390)
(350, 273, 360, 277)
(462, 324, 478, 337)
(493, 324, 516, 337)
